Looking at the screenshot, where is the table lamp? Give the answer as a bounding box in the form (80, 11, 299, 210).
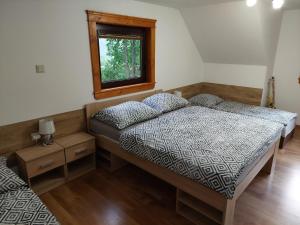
(39, 118, 55, 146)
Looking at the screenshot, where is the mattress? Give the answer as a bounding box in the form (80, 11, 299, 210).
(211, 101, 297, 137)
(90, 118, 121, 141)
(120, 106, 283, 199)
(283, 117, 297, 137)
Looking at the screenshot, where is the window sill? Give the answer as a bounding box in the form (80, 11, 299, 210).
(94, 82, 155, 99)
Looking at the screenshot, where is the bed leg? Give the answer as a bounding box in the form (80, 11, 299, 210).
(222, 199, 236, 225)
(279, 137, 284, 149)
(280, 128, 296, 149)
(262, 155, 276, 174)
(262, 141, 279, 174)
(291, 128, 296, 138)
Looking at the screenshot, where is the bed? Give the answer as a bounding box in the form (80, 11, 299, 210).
(189, 94, 297, 148)
(212, 101, 297, 145)
(86, 91, 282, 225)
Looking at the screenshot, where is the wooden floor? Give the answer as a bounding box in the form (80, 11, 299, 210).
(41, 127, 300, 225)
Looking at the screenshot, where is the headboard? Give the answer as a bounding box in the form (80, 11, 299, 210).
(85, 90, 162, 130)
(199, 83, 263, 106)
(167, 82, 263, 106)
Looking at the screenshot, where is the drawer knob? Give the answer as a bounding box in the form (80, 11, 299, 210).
(39, 160, 54, 169)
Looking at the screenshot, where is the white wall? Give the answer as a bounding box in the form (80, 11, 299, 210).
(180, 1, 283, 106)
(204, 63, 267, 90)
(0, 0, 204, 126)
(258, 0, 283, 106)
(181, 1, 266, 65)
(273, 10, 300, 125)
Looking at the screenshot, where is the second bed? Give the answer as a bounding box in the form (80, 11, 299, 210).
(189, 94, 298, 148)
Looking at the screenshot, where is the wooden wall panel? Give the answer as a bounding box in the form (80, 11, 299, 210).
(0, 109, 86, 160)
(166, 83, 203, 99)
(199, 83, 263, 106)
(167, 82, 263, 106)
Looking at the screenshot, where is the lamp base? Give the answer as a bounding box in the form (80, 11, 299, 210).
(41, 134, 54, 146)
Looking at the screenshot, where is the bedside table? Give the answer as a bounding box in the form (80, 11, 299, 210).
(16, 132, 96, 195)
(56, 132, 96, 181)
(16, 143, 66, 195)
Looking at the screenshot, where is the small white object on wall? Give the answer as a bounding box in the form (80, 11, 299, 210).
(174, 90, 182, 97)
(35, 65, 45, 73)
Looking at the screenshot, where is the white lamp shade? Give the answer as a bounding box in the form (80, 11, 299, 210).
(39, 119, 55, 135)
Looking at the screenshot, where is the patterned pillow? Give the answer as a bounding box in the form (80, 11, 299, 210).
(93, 101, 161, 130)
(143, 93, 189, 113)
(0, 161, 27, 194)
(189, 94, 224, 107)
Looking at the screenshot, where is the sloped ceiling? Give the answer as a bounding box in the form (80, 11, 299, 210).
(135, 0, 241, 8)
(181, 1, 268, 65)
(136, 0, 285, 68)
(136, 0, 300, 10)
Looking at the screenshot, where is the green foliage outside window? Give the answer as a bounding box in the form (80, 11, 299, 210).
(99, 38, 142, 83)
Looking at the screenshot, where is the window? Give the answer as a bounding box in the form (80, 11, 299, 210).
(98, 25, 146, 89)
(86, 11, 156, 99)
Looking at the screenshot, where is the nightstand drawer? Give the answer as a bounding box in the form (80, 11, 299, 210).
(26, 151, 65, 178)
(65, 141, 95, 163)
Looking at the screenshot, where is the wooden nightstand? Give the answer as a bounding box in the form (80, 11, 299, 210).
(56, 132, 96, 181)
(16, 143, 66, 195)
(16, 132, 96, 195)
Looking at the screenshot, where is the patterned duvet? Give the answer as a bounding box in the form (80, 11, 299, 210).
(0, 156, 58, 225)
(120, 106, 283, 199)
(0, 187, 59, 225)
(212, 101, 297, 126)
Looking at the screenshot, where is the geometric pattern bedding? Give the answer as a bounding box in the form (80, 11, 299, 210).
(212, 101, 297, 126)
(120, 106, 283, 199)
(189, 93, 224, 108)
(0, 165, 28, 194)
(93, 101, 161, 130)
(143, 93, 189, 113)
(0, 187, 59, 225)
(0, 157, 59, 225)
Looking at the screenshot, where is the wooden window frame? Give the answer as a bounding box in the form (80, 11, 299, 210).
(86, 11, 156, 99)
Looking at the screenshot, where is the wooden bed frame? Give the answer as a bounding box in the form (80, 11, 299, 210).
(85, 91, 280, 225)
